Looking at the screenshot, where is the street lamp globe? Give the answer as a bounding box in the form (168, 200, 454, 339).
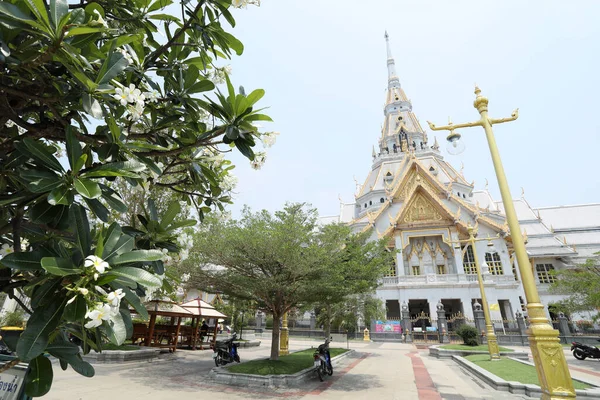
(446, 130, 466, 155)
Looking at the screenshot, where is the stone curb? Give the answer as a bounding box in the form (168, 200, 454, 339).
(234, 340, 261, 348)
(452, 355, 600, 398)
(508, 357, 600, 389)
(208, 349, 356, 388)
(429, 345, 528, 360)
(82, 348, 161, 364)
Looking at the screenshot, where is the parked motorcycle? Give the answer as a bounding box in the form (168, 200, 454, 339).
(313, 337, 333, 381)
(213, 333, 240, 367)
(571, 339, 600, 360)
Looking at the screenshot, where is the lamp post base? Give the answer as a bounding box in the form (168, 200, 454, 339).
(486, 332, 501, 360)
(527, 305, 576, 399)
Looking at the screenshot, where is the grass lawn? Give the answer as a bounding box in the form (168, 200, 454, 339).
(465, 355, 590, 390)
(440, 344, 513, 352)
(227, 348, 347, 375)
(101, 343, 142, 351)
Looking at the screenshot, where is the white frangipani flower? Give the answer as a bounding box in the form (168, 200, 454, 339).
(84, 255, 110, 274)
(119, 48, 133, 65)
(144, 89, 160, 103)
(0, 243, 14, 258)
(84, 303, 114, 329)
(261, 131, 279, 148)
(113, 86, 131, 106)
(20, 238, 29, 252)
(78, 288, 89, 296)
(250, 152, 267, 170)
(90, 9, 108, 28)
(221, 174, 238, 192)
(107, 288, 125, 307)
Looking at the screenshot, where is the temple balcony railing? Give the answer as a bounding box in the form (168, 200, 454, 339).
(381, 273, 519, 287)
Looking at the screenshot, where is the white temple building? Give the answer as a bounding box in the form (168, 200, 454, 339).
(324, 33, 600, 324)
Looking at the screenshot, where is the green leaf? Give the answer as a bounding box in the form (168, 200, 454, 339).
(222, 31, 243, 55)
(245, 113, 273, 122)
(110, 283, 148, 320)
(187, 80, 215, 94)
(81, 161, 145, 178)
(17, 298, 66, 361)
(18, 138, 64, 172)
(48, 185, 70, 206)
(47, 338, 81, 357)
(97, 52, 129, 85)
(103, 311, 126, 345)
(50, 0, 68, 29)
(246, 89, 265, 106)
(103, 234, 134, 261)
(41, 257, 82, 276)
(65, 26, 106, 37)
(70, 204, 91, 255)
(108, 267, 162, 288)
(74, 178, 101, 199)
(62, 354, 95, 377)
(25, 355, 53, 397)
(84, 198, 109, 222)
(27, 178, 62, 193)
(0, 251, 42, 271)
(102, 223, 121, 257)
(74, 154, 87, 173)
(65, 126, 82, 170)
(235, 139, 255, 159)
(110, 250, 164, 265)
(31, 279, 62, 309)
(25, 0, 51, 28)
(148, 0, 173, 13)
(160, 202, 180, 230)
(82, 93, 103, 119)
(64, 295, 87, 322)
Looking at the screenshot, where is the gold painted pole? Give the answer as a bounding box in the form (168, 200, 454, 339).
(280, 312, 289, 356)
(468, 226, 500, 360)
(428, 86, 575, 399)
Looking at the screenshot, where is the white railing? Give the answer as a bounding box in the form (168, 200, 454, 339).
(382, 273, 519, 286)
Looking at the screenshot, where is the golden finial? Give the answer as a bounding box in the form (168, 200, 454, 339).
(388, 213, 395, 226)
(473, 85, 489, 112)
(563, 236, 568, 245)
(536, 210, 541, 220)
(550, 224, 554, 233)
(432, 136, 440, 151)
(338, 194, 343, 204)
(455, 207, 461, 221)
(523, 229, 528, 243)
(372, 145, 376, 158)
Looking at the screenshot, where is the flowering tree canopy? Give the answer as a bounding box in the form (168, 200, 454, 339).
(0, 0, 270, 395)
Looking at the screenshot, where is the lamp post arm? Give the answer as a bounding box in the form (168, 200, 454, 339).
(427, 119, 483, 131)
(489, 109, 519, 125)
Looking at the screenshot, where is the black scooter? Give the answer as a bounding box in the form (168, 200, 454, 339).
(213, 332, 240, 367)
(313, 337, 333, 382)
(571, 339, 600, 360)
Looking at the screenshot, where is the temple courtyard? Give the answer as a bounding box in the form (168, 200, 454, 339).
(43, 338, 600, 400)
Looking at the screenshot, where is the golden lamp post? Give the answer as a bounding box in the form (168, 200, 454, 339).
(447, 226, 501, 360)
(427, 86, 575, 399)
(279, 312, 290, 356)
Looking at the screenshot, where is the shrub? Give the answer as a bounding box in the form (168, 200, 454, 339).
(1, 310, 25, 327)
(266, 316, 273, 329)
(456, 324, 479, 346)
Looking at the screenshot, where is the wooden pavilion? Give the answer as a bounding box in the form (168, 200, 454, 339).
(132, 300, 194, 352)
(180, 298, 227, 350)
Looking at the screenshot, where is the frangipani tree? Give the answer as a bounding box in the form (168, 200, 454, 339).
(0, 0, 270, 396)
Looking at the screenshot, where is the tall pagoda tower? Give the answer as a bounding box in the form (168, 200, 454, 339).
(345, 33, 522, 322)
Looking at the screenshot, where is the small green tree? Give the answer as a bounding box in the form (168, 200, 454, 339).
(550, 252, 600, 320)
(187, 203, 393, 360)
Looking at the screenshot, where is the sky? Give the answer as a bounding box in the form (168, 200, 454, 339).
(218, 1, 600, 219)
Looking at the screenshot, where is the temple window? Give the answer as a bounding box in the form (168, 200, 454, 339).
(536, 264, 556, 284)
(462, 245, 477, 275)
(437, 264, 446, 275)
(485, 252, 503, 275)
(380, 198, 385, 203)
(412, 265, 420, 276)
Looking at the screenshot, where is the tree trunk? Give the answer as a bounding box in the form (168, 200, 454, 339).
(270, 313, 280, 360)
(324, 304, 331, 338)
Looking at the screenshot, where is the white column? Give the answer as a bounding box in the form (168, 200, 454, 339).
(394, 234, 405, 276)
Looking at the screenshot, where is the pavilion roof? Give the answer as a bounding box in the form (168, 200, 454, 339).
(180, 297, 227, 318)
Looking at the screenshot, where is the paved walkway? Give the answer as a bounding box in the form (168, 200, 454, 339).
(44, 339, 532, 400)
